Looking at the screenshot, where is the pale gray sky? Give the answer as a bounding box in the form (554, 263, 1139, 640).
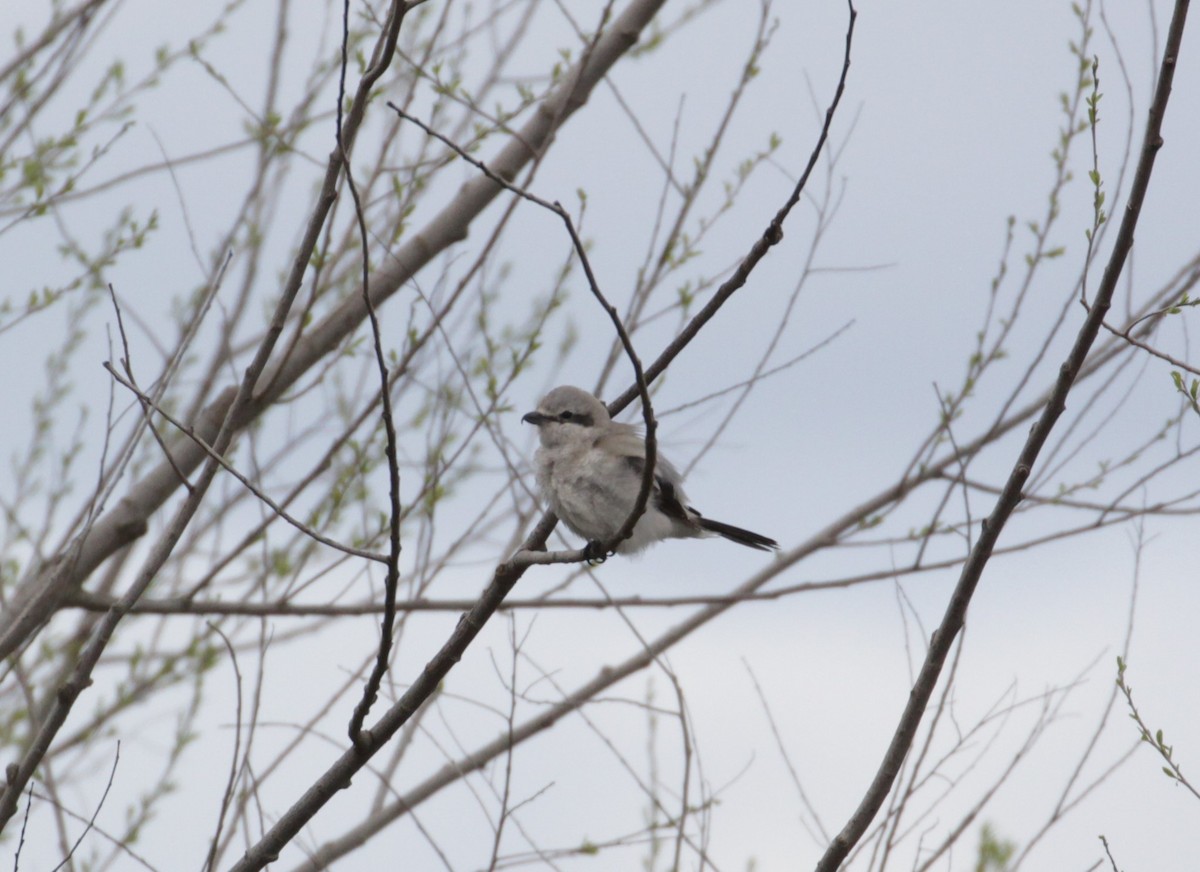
(3, 1, 1199, 869)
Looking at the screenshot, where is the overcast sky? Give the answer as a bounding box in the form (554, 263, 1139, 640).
(3, 1, 1199, 870)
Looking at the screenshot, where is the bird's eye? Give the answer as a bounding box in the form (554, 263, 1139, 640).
(560, 410, 574, 421)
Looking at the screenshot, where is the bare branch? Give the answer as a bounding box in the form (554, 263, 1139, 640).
(338, 0, 409, 749)
(814, 2, 1192, 866)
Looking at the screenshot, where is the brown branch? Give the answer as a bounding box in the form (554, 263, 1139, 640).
(338, 0, 408, 751)
(223, 510, 549, 872)
(814, 1, 1191, 867)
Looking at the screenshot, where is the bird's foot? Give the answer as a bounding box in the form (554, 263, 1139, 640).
(583, 540, 609, 564)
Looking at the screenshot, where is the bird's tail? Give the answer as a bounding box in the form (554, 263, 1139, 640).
(697, 518, 778, 551)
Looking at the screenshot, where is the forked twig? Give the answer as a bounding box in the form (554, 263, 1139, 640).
(336, 0, 411, 751)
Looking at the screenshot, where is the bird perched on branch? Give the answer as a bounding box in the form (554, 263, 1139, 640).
(522, 385, 779, 557)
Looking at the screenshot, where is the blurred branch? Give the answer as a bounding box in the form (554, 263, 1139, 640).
(0, 0, 109, 85)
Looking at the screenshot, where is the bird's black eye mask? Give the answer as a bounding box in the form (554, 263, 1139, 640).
(558, 410, 593, 426)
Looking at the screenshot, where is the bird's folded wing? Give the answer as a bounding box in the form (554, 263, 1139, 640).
(596, 426, 685, 486)
(615, 453, 693, 526)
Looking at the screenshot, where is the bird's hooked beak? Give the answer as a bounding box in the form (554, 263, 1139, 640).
(522, 410, 550, 426)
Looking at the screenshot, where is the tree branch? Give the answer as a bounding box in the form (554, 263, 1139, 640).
(814, 2, 1191, 866)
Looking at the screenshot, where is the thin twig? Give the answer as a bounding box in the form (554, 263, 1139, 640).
(12, 781, 34, 872)
(49, 741, 119, 872)
(1100, 834, 1122, 872)
(101, 363, 387, 564)
(338, 0, 410, 750)
(202, 623, 244, 872)
(106, 285, 194, 493)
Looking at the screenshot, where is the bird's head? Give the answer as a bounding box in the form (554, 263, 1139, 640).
(522, 385, 611, 447)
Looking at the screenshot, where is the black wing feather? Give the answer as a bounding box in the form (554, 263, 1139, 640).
(621, 455, 692, 524)
(622, 456, 777, 550)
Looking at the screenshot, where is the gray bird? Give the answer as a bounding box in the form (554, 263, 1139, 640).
(522, 385, 779, 556)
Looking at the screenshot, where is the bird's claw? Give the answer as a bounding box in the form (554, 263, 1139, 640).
(583, 540, 609, 564)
